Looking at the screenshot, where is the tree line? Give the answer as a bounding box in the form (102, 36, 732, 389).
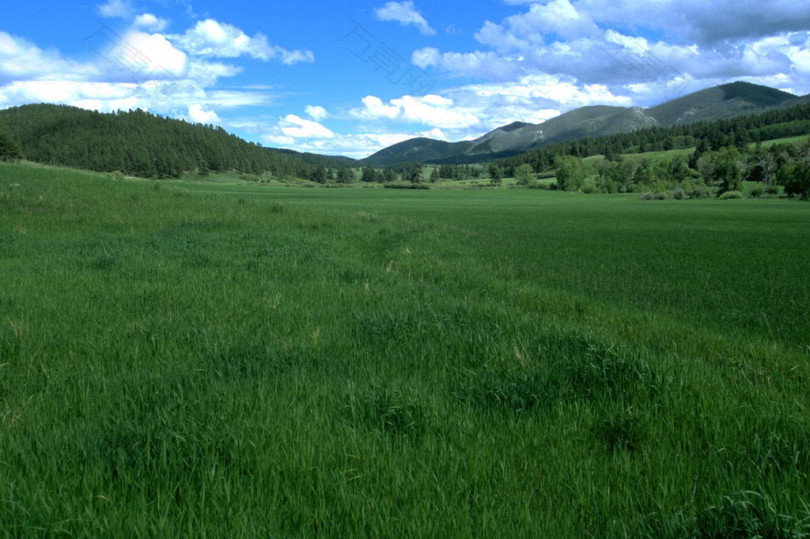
(533, 138, 809, 199)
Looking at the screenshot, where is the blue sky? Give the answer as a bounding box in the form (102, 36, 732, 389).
(2, 0, 809, 158)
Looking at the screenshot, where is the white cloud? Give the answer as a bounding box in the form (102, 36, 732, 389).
(413, 48, 519, 80)
(185, 61, 242, 87)
(275, 49, 315, 65)
(0, 24, 279, 121)
(305, 105, 328, 121)
(98, 0, 133, 19)
(278, 115, 334, 139)
(352, 94, 481, 130)
(134, 14, 169, 33)
(604, 29, 649, 54)
(496, 0, 810, 48)
(412, 47, 440, 69)
(446, 74, 631, 124)
(0, 32, 99, 83)
(375, 1, 436, 36)
(204, 89, 274, 108)
(262, 114, 340, 150)
(172, 19, 314, 64)
(119, 31, 188, 78)
(475, 21, 531, 53)
(420, 0, 805, 102)
(357, 95, 400, 119)
(476, 0, 598, 52)
(0, 80, 137, 110)
(188, 104, 221, 124)
(413, 0, 810, 107)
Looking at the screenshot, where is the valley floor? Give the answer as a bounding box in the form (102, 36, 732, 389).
(1, 162, 809, 536)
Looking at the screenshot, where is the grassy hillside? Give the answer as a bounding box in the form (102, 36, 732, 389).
(1, 161, 809, 535)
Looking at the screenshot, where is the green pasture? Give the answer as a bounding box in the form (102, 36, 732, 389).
(1, 161, 808, 536)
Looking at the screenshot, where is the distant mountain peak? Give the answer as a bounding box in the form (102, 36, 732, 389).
(500, 121, 532, 133)
(718, 81, 797, 106)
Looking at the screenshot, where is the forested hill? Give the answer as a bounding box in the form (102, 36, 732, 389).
(494, 101, 810, 173)
(0, 104, 351, 179)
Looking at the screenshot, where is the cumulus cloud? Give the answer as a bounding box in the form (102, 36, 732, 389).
(411, 47, 440, 69)
(442, 74, 632, 130)
(0, 23, 277, 120)
(493, 1, 810, 48)
(356, 95, 400, 119)
(414, 0, 810, 112)
(475, 0, 599, 57)
(0, 32, 99, 83)
(352, 94, 481, 129)
(134, 14, 169, 33)
(172, 19, 314, 64)
(413, 48, 519, 80)
(575, 0, 810, 47)
(305, 105, 329, 121)
(374, 1, 436, 36)
(118, 31, 188, 78)
(188, 104, 221, 124)
(0, 80, 136, 111)
(98, 0, 133, 19)
(278, 115, 334, 139)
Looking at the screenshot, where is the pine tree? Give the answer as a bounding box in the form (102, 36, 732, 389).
(0, 133, 23, 161)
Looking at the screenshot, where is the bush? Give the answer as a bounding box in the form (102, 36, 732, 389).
(718, 190, 743, 200)
(639, 192, 669, 201)
(750, 185, 781, 198)
(383, 182, 430, 190)
(688, 184, 712, 199)
(580, 182, 598, 194)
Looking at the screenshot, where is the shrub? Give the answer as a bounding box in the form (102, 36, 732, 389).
(580, 182, 598, 194)
(718, 190, 743, 200)
(514, 163, 535, 186)
(639, 192, 669, 201)
(688, 184, 712, 199)
(383, 181, 430, 190)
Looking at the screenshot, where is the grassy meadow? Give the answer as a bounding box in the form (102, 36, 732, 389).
(1, 161, 809, 536)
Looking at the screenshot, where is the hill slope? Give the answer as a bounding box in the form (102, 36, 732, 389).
(0, 104, 352, 179)
(362, 82, 805, 166)
(647, 82, 799, 125)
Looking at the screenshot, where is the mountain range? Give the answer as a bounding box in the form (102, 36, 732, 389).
(361, 82, 810, 167)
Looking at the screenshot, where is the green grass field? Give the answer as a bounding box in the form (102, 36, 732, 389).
(1, 161, 809, 536)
